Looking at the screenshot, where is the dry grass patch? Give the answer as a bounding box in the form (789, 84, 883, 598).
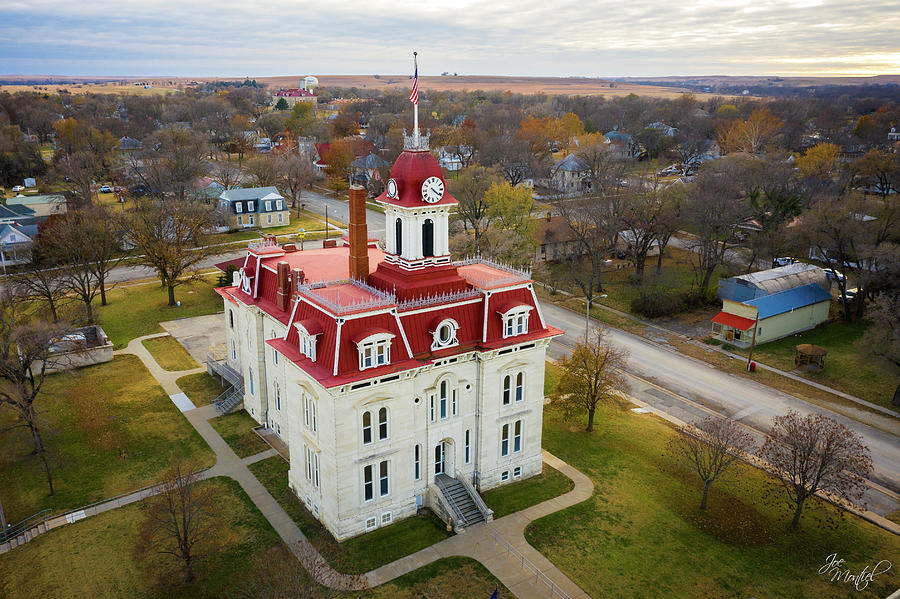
(142, 335, 199, 371)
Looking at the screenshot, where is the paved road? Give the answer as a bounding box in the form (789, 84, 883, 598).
(541, 301, 900, 516)
(301, 188, 386, 240)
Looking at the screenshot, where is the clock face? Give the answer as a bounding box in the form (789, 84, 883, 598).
(421, 176, 444, 203)
(386, 178, 398, 199)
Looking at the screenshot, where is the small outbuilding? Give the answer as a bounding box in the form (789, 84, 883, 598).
(710, 283, 832, 347)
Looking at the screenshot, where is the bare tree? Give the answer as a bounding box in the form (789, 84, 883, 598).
(134, 127, 209, 203)
(245, 155, 278, 188)
(11, 260, 69, 323)
(138, 461, 214, 584)
(213, 155, 244, 190)
(0, 293, 70, 495)
(683, 162, 748, 293)
(760, 411, 872, 529)
(670, 417, 756, 510)
(618, 176, 673, 282)
(553, 328, 629, 432)
(127, 198, 217, 306)
(858, 293, 900, 407)
(275, 152, 318, 214)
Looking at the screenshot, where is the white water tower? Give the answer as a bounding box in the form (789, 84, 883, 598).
(303, 76, 319, 92)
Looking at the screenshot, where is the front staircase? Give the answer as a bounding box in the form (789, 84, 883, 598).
(435, 474, 491, 527)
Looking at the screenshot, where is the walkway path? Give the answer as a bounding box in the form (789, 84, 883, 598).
(3, 332, 595, 596)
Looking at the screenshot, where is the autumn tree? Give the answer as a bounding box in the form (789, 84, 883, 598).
(852, 149, 900, 197)
(138, 460, 214, 584)
(670, 417, 755, 510)
(449, 166, 497, 243)
(553, 328, 628, 432)
(0, 293, 70, 495)
(0, 125, 45, 188)
(717, 108, 782, 154)
(127, 198, 217, 306)
(760, 411, 872, 529)
(321, 140, 354, 190)
(285, 101, 315, 135)
(797, 142, 841, 181)
(52, 118, 119, 208)
(451, 180, 535, 266)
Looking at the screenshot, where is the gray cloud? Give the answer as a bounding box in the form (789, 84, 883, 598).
(1, 0, 898, 76)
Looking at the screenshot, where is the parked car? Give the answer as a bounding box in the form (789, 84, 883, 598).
(773, 257, 794, 267)
(99, 185, 112, 193)
(11, 185, 25, 192)
(837, 287, 858, 303)
(113, 186, 123, 193)
(824, 268, 846, 284)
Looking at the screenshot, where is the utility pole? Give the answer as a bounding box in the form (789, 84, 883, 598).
(746, 310, 759, 371)
(585, 295, 592, 341)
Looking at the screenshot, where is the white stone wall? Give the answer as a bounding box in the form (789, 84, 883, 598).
(228, 295, 551, 541)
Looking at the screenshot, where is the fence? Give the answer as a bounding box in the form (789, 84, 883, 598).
(489, 530, 571, 599)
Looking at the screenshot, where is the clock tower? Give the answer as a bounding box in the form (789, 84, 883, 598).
(368, 129, 470, 301)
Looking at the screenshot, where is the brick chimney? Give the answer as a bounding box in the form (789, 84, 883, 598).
(275, 261, 291, 312)
(348, 184, 369, 281)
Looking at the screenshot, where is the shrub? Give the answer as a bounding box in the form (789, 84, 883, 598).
(631, 287, 685, 317)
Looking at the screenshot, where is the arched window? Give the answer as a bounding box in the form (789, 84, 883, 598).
(515, 372, 524, 402)
(395, 218, 403, 255)
(229, 310, 234, 328)
(275, 382, 281, 411)
(422, 219, 434, 257)
(502, 375, 511, 405)
(362, 411, 372, 444)
(501, 423, 510, 456)
(514, 419, 522, 452)
(378, 407, 389, 440)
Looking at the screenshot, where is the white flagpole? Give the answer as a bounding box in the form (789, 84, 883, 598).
(413, 52, 419, 147)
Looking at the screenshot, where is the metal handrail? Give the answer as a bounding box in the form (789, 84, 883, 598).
(490, 530, 571, 599)
(455, 472, 493, 522)
(435, 478, 469, 526)
(0, 508, 52, 543)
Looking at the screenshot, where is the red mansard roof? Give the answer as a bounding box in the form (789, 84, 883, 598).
(274, 88, 316, 98)
(219, 241, 562, 388)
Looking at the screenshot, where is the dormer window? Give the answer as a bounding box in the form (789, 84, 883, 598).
(276, 200, 283, 210)
(265, 200, 272, 211)
(294, 319, 323, 362)
(431, 318, 459, 351)
(355, 331, 394, 370)
(248, 201, 255, 212)
(235, 203, 243, 213)
(498, 304, 533, 339)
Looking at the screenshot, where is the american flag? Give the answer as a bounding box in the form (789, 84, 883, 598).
(409, 61, 419, 105)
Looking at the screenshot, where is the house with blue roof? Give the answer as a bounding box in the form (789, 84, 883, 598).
(217, 186, 290, 229)
(549, 154, 591, 193)
(710, 283, 832, 346)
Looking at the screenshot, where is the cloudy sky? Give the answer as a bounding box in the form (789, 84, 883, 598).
(2, 0, 898, 77)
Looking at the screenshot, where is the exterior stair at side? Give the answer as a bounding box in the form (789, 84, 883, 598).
(213, 385, 244, 415)
(435, 473, 489, 527)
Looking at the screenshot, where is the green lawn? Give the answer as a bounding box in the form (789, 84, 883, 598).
(482, 464, 574, 519)
(526, 403, 900, 598)
(141, 335, 199, 371)
(0, 355, 215, 524)
(730, 318, 899, 410)
(248, 455, 453, 574)
(176, 372, 226, 407)
(0, 477, 281, 599)
(97, 278, 222, 349)
(359, 556, 511, 598)
(210, 411, 270, 459)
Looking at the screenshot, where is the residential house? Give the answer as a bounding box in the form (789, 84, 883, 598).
(6, 194, 67, 217)
(119, 136, 143, 152)
(0, 223, 37, 267)
(437, 146, 473, 172)
(351, 152, 390, 184)
(533, 215, 581, 262)
(888, 127, 900, 142)
(193, 177, 226, 201)
(604, 129, 637, 158)
(647, 122, 676, 137)
(718, 263, 829, 302)
(212, 131, 562, 541)
(218, 187, 290, 229)
(710, 283, 832, 347)
(0, 204, 37, 223)
(549, 154, 591, 193)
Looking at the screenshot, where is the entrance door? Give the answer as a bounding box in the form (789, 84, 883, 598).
(434, 442, 445, 475)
